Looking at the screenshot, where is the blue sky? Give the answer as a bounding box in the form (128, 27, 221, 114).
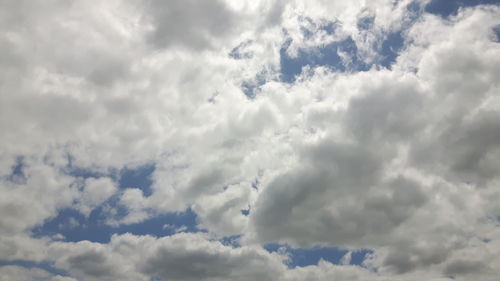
(1, 0, 500, 281)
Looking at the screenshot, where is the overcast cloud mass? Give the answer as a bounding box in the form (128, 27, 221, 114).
(1, 0, 500, 280)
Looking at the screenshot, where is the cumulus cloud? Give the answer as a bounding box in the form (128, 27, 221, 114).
(1, 0, 500, 280)
(45, 233, 286, 281)
(76, 177, 118, 217)
(0, 265, 76, 281)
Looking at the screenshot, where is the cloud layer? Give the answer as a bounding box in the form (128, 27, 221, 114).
(1, 0, 500, 280)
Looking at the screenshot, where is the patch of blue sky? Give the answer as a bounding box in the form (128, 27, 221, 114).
(350, 249, 373, 265)
(406, 0, 424, 19)
(250, 7, 422, 86)
(268, 18, 368, 84)
(240, 208, 250, 216)
(63, 161, 112, 180)
(218, 235, 242, 247)
(64, 161, 156, 197)
(379, 31, 405, 68)
(66, 167, 110, 181)
(5, 156, 27, 184)
(119, 163, 155, 197)
(264, 244, 373, 268)
(279, 36, 369, 83)
(357, 14, 375, 31)
(241, 71, 268, 99)
(492, 24, 500, 42)
(319, 21, 337, 35)
(278, 4, 426, 83)
(425, 0, 500, 18)
(32, 207, 201, 243)
(30, 160, 202, 243)
(0, 260, 69, 277)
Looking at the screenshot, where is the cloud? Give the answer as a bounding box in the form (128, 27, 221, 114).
(1, 0, 500, 280)
(0, 265, 76, 281)
(47, 233, 286, 281)
(0, 159, 78, 236)
(76, 177, 118, 217)
(143, 0, 237, 50)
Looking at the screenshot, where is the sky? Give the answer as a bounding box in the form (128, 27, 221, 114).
(0, 0, 500, 280)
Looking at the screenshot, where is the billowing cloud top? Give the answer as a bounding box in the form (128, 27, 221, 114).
(1, 0, 500, 280)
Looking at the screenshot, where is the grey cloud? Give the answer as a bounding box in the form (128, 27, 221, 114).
(250, 137, 429, 247)
(58, 51, 130, 87)
(0, 235, 48, 262)
(299, 140, 384, 188)
(185, 168, 225, 198)
(142, 245, 276, 281)
(145, 0, 237, 50)
(49, 240, 146, 281)
(411, 110, 500, 185)
(447, 111, 500, 181)
(382, 242, 451, 274)
(49, 233, 284, 281)
(2, 95, 92, 138)
(139, 235, 283, 281)
(53, 232, 464, 281)
(66, 250, 117, 279)
(344, 77, 424, 142)
(0, 265, 73, 281)
(444, 259, 487, 276)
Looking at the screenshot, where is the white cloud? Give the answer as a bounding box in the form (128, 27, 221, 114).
(76, 177, 118, 217)
(0, 159, 78, 235)
(1, 0, 500, 280)
(193, 183, 257, 236)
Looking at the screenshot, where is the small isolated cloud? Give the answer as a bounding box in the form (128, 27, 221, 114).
(163, 224, 188, 233)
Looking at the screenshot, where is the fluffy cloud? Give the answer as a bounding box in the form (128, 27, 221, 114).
(0, 159, 77, 236)
(76, 177, 118, 217)
(1, 0, 500, 280)
(46, 233, 286, 281)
